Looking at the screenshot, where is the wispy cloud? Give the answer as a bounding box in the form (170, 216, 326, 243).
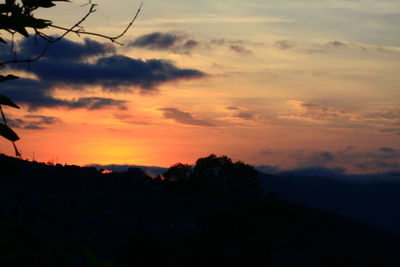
(280, 101, 347, 122)
(229, 44, 252, 54)
(141, 16, 294, 25)
(273, 40, 295, 50)
(159, 107, 215, 127)
(290, 146, 400, 174)
(8, 115, 61, 130)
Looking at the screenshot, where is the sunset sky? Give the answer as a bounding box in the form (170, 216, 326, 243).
(1, 0, 399, 173)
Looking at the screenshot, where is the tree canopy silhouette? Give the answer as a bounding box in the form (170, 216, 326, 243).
(163, 154, 262, 196)
(0, 0, 142, 157)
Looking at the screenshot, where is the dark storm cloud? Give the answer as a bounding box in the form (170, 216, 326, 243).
(8, 115, 60, 130)
(0, 78, 64, 110)
(128, 32, 200, 52)
(0, 78, 127, 110)
(13, 55, 206, 91)
(159, 107, 215, 127)
(18, 36, 115, 62)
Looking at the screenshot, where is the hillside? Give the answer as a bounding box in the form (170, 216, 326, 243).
(1, 153, 400, 267)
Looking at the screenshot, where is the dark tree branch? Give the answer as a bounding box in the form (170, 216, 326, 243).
(49, 2, 143, 44)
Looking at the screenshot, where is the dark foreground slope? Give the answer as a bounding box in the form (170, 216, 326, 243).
(0, 154, 400, 267)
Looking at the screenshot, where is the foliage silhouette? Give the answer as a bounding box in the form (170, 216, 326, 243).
(163, 154, 262, 198)
(0, 0, 142, 157)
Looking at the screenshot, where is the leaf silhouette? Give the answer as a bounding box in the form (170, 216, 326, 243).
(0, 95, 20, 109)
(0, 123, 20, 142)
(0, 74, 19, 83)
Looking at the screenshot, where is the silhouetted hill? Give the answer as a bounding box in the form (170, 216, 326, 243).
(1, 153, 400, 267)
(259, 171, 400, 235)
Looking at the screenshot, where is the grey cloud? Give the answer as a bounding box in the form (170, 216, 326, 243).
(227, 106, 254, 120)
(13, 55, 206, 91)
(68, 97, 128, 110)
(282, 101, 347, 122)
(0, 78, 128, 111)
(17, 37, 115, 62)
(229, 44, 252, 54)
(355, 161, 400, 172)
(234, 111, 254, 120)
(8, 115, 61, 130)
(260, 150, 273, 155)
(273, 40, 295, 50)
(3, 36, 206, 109)
(129, 32, 200, 53)
(226, 106, 240, 111)
(327, 40, 348, 48)
(360, 110, 400, 120)
(291, 147, 400, 174)
(159, 107, 215, 127)
(380, 147, 396, 153)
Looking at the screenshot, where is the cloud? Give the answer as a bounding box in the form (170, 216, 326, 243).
(255, 165, 279, 174)
(223, 106, 271, 126)
(13, 55, 206, 91)
(159, 107, 215, 127)
(260, 150, 273, 155)
(273, 40, 295, 50)
(226, 106, 240, 111)
(290, 146, 400, 174)
(8, 115, 61, 130)
(326, 40, 348, 48)
(229, 44, 252, 54)
(234, 111, 254, 120)
(17, 36, 115, 62)
(0, 78, 128, 110)
(378, 128, 400, 135)
(380, 147, 396, 153)
(114, 114, 153, 126)
(68, 97, 128, 110)
(226, 106, 254, 120)
(358, 110, 400, 121)
(280, 101, 347, 122)
(1, 37, 206, 109)
(128, 31, 200, 53)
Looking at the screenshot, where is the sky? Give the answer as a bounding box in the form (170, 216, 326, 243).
(0, 0, 399, 174)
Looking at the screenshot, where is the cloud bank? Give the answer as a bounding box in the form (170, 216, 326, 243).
(0, 37, 206, 111)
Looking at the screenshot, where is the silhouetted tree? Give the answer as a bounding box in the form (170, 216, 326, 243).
(163, 163, 192, 182)
(163, 154, 261, 197)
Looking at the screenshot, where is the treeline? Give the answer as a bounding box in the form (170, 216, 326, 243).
(0, 153, 400, 267)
